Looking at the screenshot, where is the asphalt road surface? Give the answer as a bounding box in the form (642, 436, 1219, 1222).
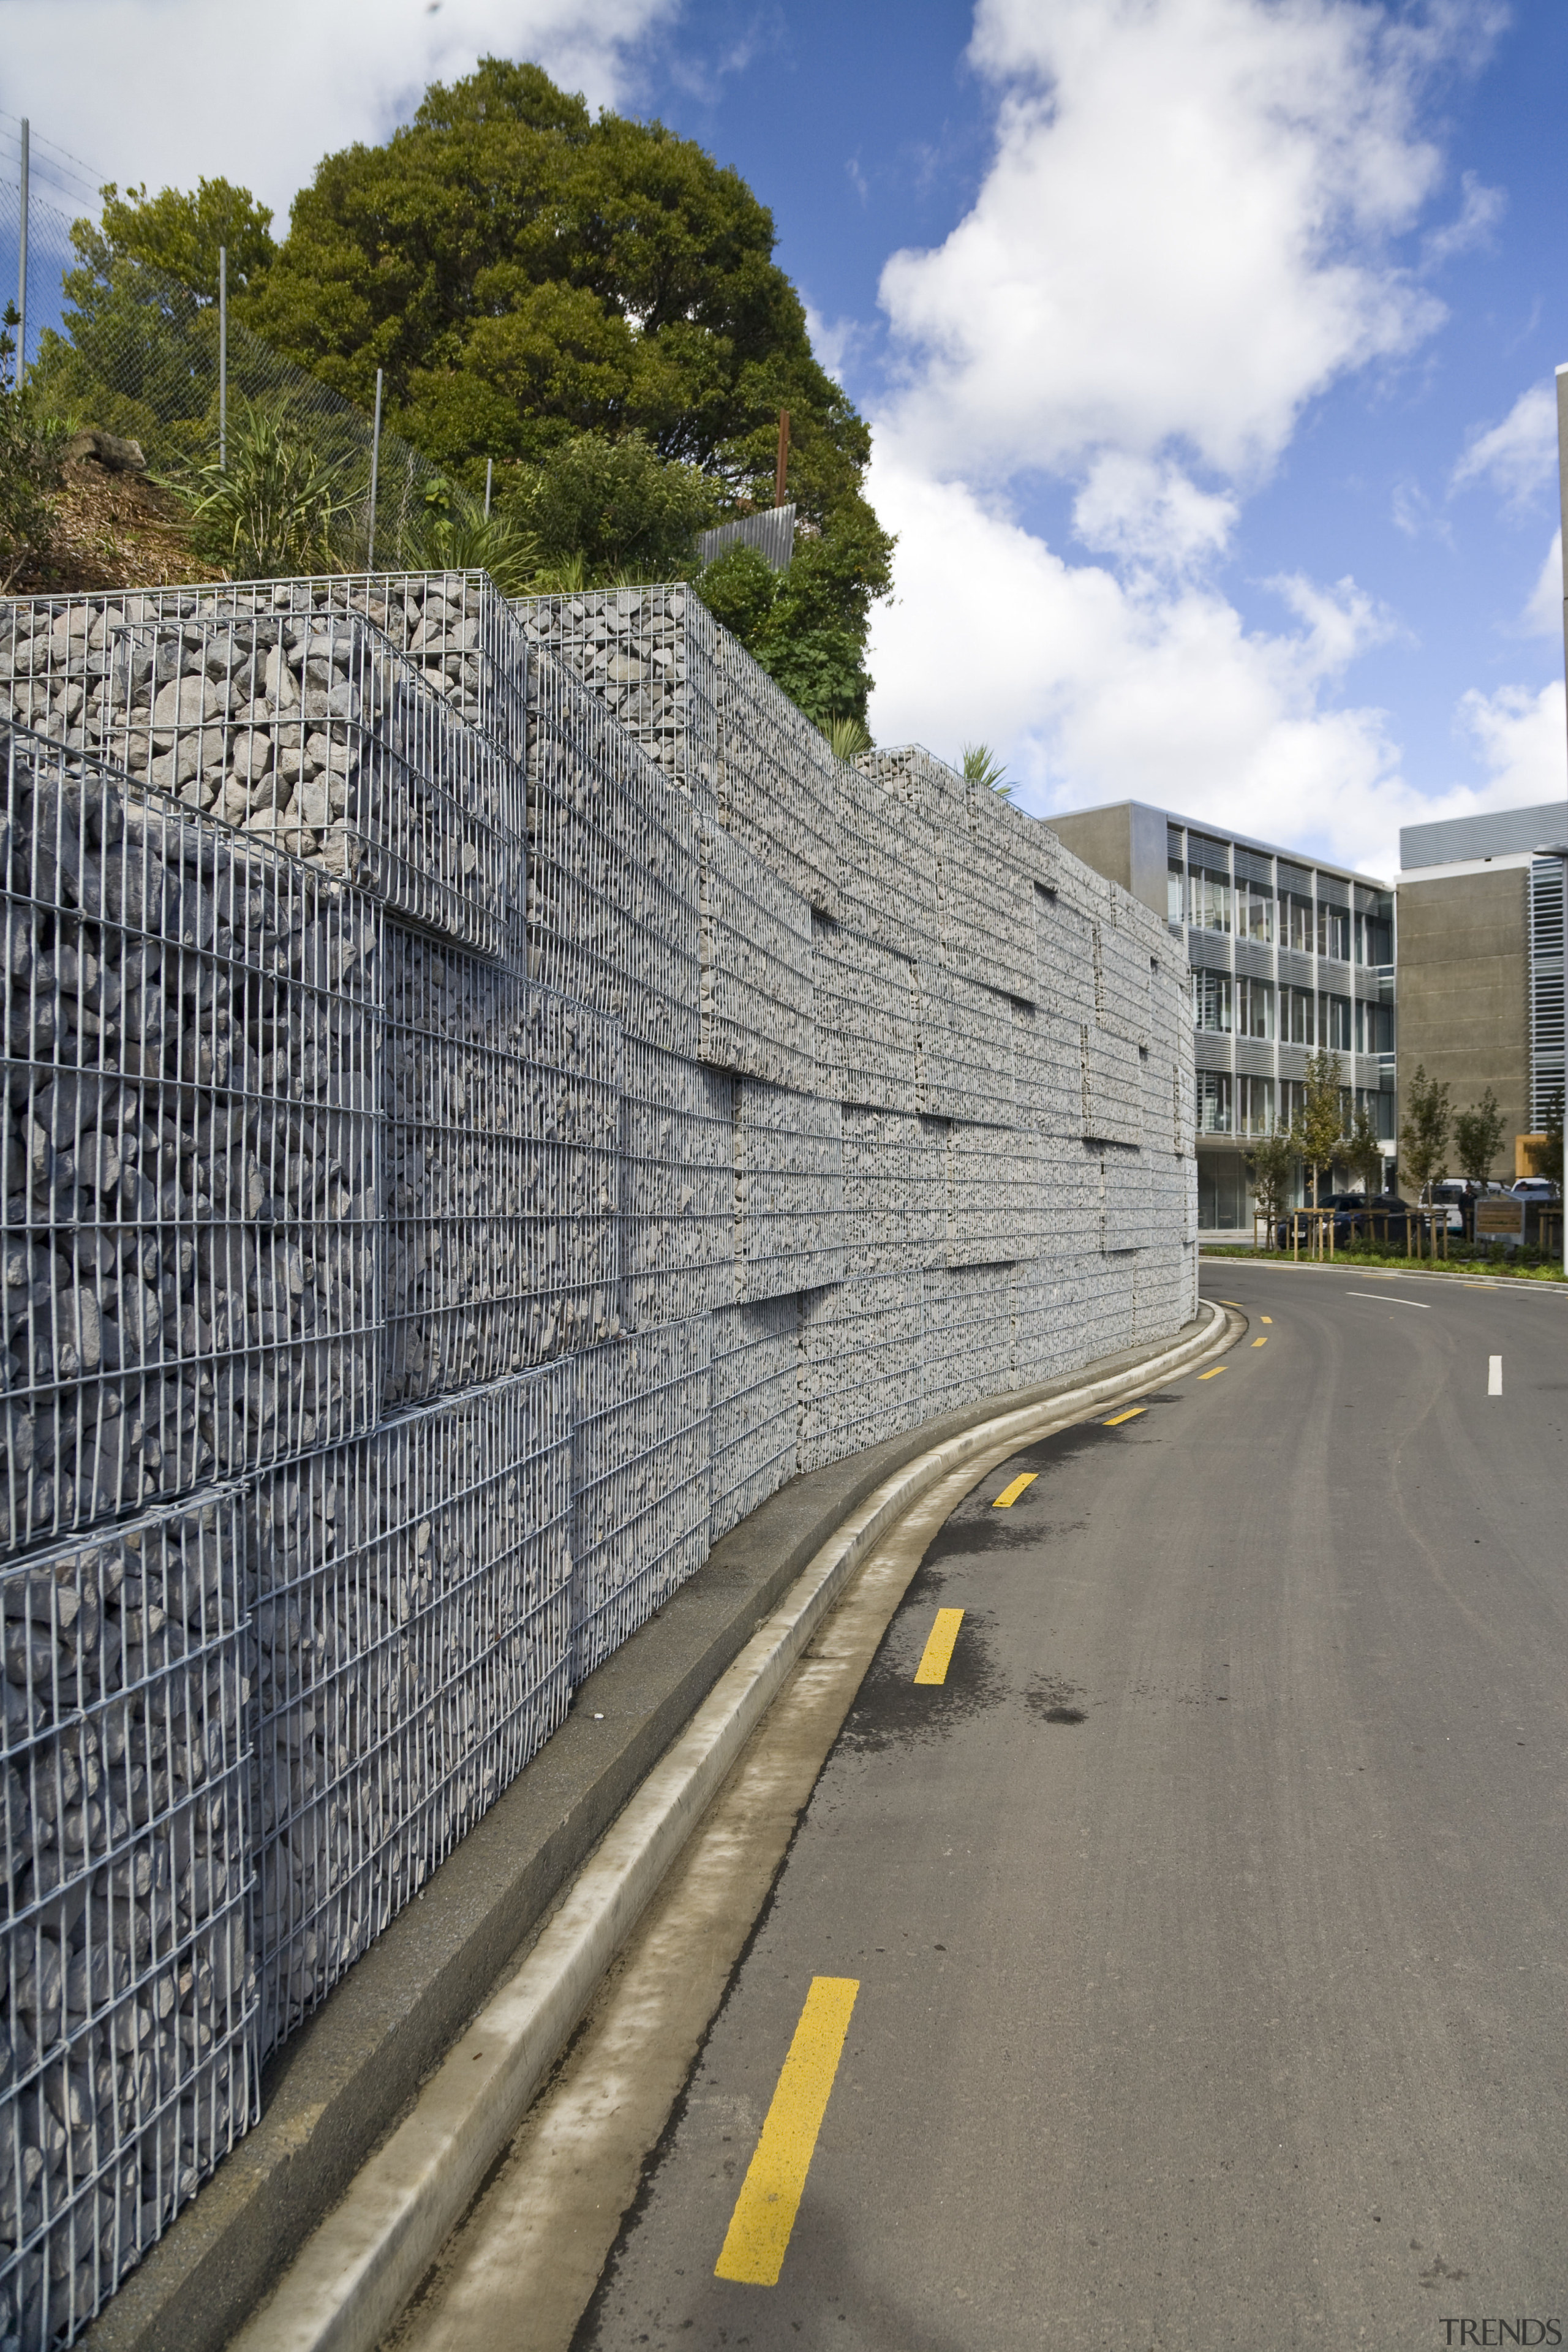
(399, 1265, 1568, 2352)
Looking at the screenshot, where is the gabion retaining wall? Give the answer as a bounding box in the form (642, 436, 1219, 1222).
(1, 570, 1195, 2347)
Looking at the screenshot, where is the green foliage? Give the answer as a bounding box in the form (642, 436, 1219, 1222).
(511, 429, 718, 580)
(1342, 1104, 1385, 1199)
(0, 307, 65, 590)
(179, 396, 354, 579)
(1453, 1087, 1506, 1185)
(247, 56, 869, 519)
(405, 505, 541, 597)
(695, 541, 778, 645)
(97, 179, 276, 303)
(1245, 1130, 1295, 1225)
(1398, 1063, 1452, 1199)
(823, 714, 872, 760)
(1291, 1049, 1346, 1197)
(962, 742, 1012, 798)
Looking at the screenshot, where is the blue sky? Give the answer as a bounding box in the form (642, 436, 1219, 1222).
(5, 0, 1568, 874)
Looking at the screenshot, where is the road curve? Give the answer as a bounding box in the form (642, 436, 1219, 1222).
(563, 1263, 1567, 2350)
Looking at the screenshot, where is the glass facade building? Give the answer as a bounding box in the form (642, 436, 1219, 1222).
(1046, 802, 1396, 1234)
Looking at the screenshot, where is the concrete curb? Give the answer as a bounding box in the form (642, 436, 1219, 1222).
(83, 1307, 1229, 2352)
(224, 1302, 1233, 2352)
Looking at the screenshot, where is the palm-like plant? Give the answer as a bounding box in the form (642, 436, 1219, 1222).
(823, 714, 871, 761)
(962, 741, 1013, 797)
(180, 396, 352, 579)
(410, 508, 541, 597)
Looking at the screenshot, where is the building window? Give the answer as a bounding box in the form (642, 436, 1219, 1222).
(1235, 975, 1275, 1039)
(1278, 1079, 1305, 1129)
(1238, 883, 1275, 943)
(1354, 1085, 1396, 1140)
(1356, 905, 1393, 966)
(1320, 993, 1352, 1050)
(1167, 862, 1185, 924)
(1283, 986, 1315, 1044)
(1237, 1075, 1276, 1134)
(1286, 894, 1314, 952)
(1355, 1000, 1394, 1054)
(1197, 1072, 1233, 1133)
(1188, 866, 1232, 932)
(1317, 900, 1351, 961)
(1193, 971, 1232, 1031)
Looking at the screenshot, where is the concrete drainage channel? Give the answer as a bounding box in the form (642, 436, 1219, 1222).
(88, 1303, 1237, 2352)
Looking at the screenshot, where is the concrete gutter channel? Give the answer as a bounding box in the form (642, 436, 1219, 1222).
(85, 1303, 1235, 2352)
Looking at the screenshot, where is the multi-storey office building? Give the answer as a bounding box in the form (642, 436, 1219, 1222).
(1396, 799, 1567, 1166)
(1045, 802, 1396, 1232)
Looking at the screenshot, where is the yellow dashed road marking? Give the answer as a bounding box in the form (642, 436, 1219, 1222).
(715, 1977, 859, 2287)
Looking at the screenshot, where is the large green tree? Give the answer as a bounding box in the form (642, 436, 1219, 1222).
(245, 58, 875, 528)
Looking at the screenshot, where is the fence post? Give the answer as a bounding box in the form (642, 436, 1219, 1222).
(15, 118, 28, 380)
(366, 366, 383, 571)
(218, 245, 227, 470)
(484, 457, 492, 520)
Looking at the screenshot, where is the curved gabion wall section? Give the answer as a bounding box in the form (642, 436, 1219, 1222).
(0, 573, 1195, 2346)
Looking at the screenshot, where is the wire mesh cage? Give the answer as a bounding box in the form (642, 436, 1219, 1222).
(1, 725, 382, 1553)
(526, 654, 702, 1057)
(921, 1263, 1017, 1420)
(734, 1080, 844, 1305)
(836, 761, 939, 961)
(812, 918, 918, 1114)
(513, 588, 720, 799)
(1084, 1028, 1145, 1148)
(840, 1106, 946, 1278)
(1010, 1001, 1087, 1140)
(619, 1043, 734, 1334)
(915, 965, 1017, 1125)
(251, 1364, 573, 2056)
(946, 1121, 1044, 1267)
(699, 821, 815, 1093)
(92, 612, 522, 956)
(0, 575, 529, 778)
(711, 630, 840, 919)
(383, 935, 621, 1404)
(709, 1297, 797, 1545)
(1, 1487, 256, 2352)
(572, 1321, 710, 1680)
(797, 1275, 923, 1474)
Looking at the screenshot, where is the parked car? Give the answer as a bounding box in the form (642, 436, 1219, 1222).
(1274, 1193, 1414, 1249)
(1510, 1177, 1561, 1202)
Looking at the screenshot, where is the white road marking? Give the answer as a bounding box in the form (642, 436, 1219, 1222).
(1344, 1292, 1431, 1310)
(1488, 1355, 1502, 1396)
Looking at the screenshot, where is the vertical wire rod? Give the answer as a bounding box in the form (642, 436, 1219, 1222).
(218, 244, 227, 469)
(15, 116, 28, 377)
(367, 367, 383, 570)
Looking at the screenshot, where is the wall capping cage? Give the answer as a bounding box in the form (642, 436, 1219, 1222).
(0, 570, 1196, 2348)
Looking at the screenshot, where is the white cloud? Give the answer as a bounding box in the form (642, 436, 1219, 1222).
(1071, 455, 1237, 576)
(1419, 167, 1506, 271)
(1451, 381, 1559, 513)
(877, 0, 1462, 489)
(864, 0, 1500, 876)
(1457, 680, 1567, 809)
(0, 0, 674, 219)
(1520, 533, 1562, 639)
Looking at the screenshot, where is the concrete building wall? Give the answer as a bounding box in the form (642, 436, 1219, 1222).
(1394, 866, 1531, 1163)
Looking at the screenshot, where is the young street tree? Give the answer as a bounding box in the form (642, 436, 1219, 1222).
(1291, 1049, 1346, 1210)
(1245, 1131, 1295, 1237)
(1342, 1103, 1385, 1202)
(1453, 1087, 1506, 1186)
(1399, 1064, 1452, 1202)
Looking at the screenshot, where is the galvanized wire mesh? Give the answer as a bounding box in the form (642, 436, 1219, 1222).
(916, 965, 1017, 1125)
(921, 1264, 1016, 1420)
(699, 821, 815, 1092)
(0, 578, 528, 778)
(619, 1043, 734, 1334)
(1084, 1028, 1145, 1148)
(513, 589, 720, 799)
(712, 631, 839, 919)
(1, 724, 382, 1550)
(1, 1487, 255, 2352)
(383, 936, 620, 1404)
(797, 1275, 923, 1473)
(813, 918, 918, 1114)
(840, 1106, 945, 1278)
(1010, 1002, 1087, 1139)
(946, 1121, 1044, 1267)
(571, 1322, 710, 1679)
(709, 1297, 797, 1545)
(837, 762, 938, 959)
(734, 1080, 843, 1305)
(527, 653, 701, 1057)
(252, 1365, 573, 2055)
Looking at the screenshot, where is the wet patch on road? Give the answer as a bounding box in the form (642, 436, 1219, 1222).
(837, 1592, 1006, 1755)
(1026, 1675, 1089, 1725)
